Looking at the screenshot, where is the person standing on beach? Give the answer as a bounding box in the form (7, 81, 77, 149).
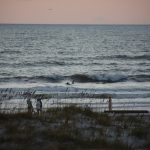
(27, 98, 33, 114)
(108, 96, 112, 111)
(36, 98, 42, 115)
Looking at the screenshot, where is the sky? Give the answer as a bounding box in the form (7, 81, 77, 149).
(0, 0, 150, 24)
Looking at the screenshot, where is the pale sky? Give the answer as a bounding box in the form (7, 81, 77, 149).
(0, 0, 150, 24)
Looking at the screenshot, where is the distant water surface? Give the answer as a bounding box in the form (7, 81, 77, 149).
(0, 24, 150, 110)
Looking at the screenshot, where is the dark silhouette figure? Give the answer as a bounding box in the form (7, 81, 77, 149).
(36, 98, 42, 115)
(27, 98, 33, 114)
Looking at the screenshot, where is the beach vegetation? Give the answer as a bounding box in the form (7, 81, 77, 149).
(130, 127, 149, 139)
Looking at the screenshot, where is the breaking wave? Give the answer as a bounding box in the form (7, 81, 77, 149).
(0, 73, 150, 83)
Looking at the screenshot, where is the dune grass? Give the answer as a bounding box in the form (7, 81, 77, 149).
(0, 106, 149, 150)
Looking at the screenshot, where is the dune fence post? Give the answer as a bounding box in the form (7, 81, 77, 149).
(108, 96, 112, 111)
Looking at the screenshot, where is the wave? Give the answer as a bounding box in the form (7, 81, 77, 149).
(0, 61, 68, 67)
(129, 74, 150, 82)
(0, 74, 127, 83)
(70, 74, 127, 83)
(0, 76, 63, 83)
(0, 73, 150, 83)
(101, 54, 150, 60)
(133, 55, 150, 60)
(0, 50, 21, 54)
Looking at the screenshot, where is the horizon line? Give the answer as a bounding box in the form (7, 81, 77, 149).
(0, 23, 150, 25)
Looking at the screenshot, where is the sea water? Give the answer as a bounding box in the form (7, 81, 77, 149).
(0, 24, 150, 111)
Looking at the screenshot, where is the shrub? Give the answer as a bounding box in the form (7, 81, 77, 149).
(131, 127, 148, 139)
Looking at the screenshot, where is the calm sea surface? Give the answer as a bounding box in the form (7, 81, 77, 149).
(0, 24, 150, 110)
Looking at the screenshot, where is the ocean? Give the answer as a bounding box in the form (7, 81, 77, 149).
(0, 24, 150, 111)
